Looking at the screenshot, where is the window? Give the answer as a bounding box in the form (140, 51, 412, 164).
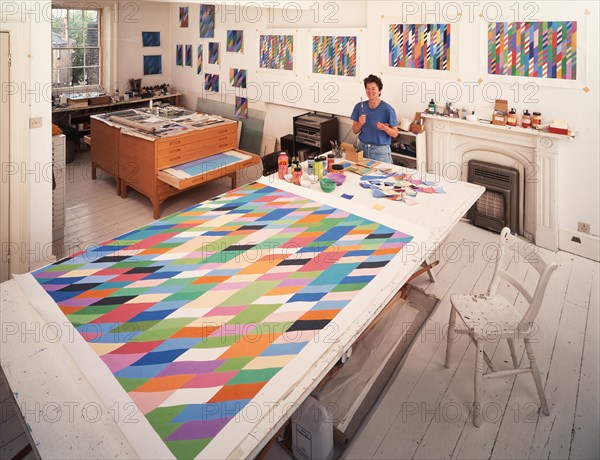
(51, 7, 101, 89)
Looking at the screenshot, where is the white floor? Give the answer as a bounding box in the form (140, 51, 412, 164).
(4, 151, 599, 460)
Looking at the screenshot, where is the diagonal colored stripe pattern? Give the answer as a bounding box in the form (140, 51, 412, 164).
(33, 183, 413, 458)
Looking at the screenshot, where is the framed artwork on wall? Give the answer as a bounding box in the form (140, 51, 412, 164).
(204, 73, 219, 92)
(235, 97, 248, 119)
(142, 32, 160, 47)
(227, 30, 243, 53)
(311, 33, 359, 78)
(143, 55, 162, 75)
(179, 7, 188, 28)
(200, 4, 215, 38)
(208, 42, 220, 65)
(258, 33, 294, 71)
(197, 45, 203, 75)
(230, 68, 247, 88)
(175, 44, 183, 66)
(185, 45, 192, 67)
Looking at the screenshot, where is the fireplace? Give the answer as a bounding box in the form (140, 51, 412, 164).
(467, 160, 519, 234)
(423, 115, 562, 251)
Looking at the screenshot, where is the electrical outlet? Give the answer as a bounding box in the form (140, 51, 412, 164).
(29, 117, 42, 129)
(578, 222, 591, 234)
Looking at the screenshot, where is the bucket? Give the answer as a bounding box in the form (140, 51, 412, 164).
(399, 118, 411, 131)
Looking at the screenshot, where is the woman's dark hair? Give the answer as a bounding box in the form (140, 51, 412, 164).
(363, 74, 383, 91)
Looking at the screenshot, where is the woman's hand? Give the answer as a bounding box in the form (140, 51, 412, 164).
(376, 122, 389, 131)
(359, 114, 367, 126)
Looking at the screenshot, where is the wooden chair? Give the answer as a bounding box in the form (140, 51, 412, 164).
(262, 151, 284, 177)
(445, 227, 558, 426)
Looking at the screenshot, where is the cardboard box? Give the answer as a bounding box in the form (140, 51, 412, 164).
(88, 95, 111, 106)
(492, 99, 508, 126)
(341, 142, 363, 163)
(549, 119, 569, 135)
(67, 96, 88, 108)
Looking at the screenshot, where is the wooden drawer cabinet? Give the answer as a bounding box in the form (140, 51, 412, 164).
(109, 119, 260, 219)
(91, 118, 121, 194)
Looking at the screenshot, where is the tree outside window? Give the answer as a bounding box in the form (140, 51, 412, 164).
(52, 7, 100, 90)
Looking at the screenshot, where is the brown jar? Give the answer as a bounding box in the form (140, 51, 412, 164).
(532, 112, 542, 127)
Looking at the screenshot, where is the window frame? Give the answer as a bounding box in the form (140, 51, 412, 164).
(51, 5, 102, 92)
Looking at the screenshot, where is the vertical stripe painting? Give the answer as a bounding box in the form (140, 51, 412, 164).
(389, 24, 451, 70)
(230, 68, 247, 88)
(197, 45, 203, 74)
(227, 30, 243, 53)
(204, 73, 219, 92)
(179, 7, 188, 28)
(208, 42, 220, 65)
(312, 36, 357, 77)
(235, 96, 248, 119)
(185, 45, 192, 67)
(259, 35, 293, 70)
(176, 44, 183, 66)
(487, 22, 577, 80)
(200, 4, 215, 38)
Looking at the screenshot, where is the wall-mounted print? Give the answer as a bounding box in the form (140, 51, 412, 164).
(179, 7, 189, 28)
(143, 55, 162, 75)
(176, 44, 183, 66)
(312, 35, 357, 77)
(142, 31, 160, 47)
(389, 23, 451, 70)
(259, 34, 293, 70)
(488, 21, 577, 80)
(227, 30, 243, 53)
(208, 42, 219, 65)
(197, 45, 203, 74)
(230, 68, 247, 88)
(185, 45, 192, 67)
(204, 73, 219, 92)
(235, 97, 248, 119)
(200, 4, 215, 38)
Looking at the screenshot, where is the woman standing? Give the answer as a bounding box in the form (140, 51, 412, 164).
(351, 74, 398, 164)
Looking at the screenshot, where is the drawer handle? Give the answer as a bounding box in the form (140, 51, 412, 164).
(169, 148, 181, 153)
(169, 155, 181, 162)
(218, 136, 228, 141)
(168, 140, 181, 146)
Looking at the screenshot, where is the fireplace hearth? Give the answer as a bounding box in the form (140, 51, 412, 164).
(467, 160, 519, 234)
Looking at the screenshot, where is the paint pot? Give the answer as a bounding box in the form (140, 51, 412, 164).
(399, 118, 411, 131)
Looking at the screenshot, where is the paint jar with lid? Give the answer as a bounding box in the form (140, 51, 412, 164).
(532, 112, 542, 127)
(307, 155, 314, 175)
(521, 110, 532, 128)
(277, 152, 289, 179)
(313, 157, 323, 179)
(327, 153, 335, 173)
(292, 167, 302, 185)
(507, 108, 517, 126)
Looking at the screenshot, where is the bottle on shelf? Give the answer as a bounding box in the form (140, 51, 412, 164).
(521, 110, 532, 128)
(532, 112, 542, 127)
(507, 108, 517, 126)
(278, 152, 289, 179)
(428, 99, 436, 115)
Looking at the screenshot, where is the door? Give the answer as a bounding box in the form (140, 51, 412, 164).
(0, 31, 9, 282)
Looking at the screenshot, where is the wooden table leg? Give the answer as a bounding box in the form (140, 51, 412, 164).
(230, 173, 237, 189)
(91, 163, 97, 180)
(120, 181, 128, 198)
(152, 199, 161, 220)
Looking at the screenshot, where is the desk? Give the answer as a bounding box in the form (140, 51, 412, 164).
(0, 165, 483, 459)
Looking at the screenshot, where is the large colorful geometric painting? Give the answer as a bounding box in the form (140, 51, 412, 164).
(235, 96, 248, 119)
(143, 55, 162, 75)
(175, 45, 183, 66)
(487, 21, 577, 80)
(179, 7, 188, 28)
(312, 35, 357, 77)
(197, 45, 203, 75)
(389, 23, 451, 70)
(208, 42, 219, 65)
(32, 182, 413, 458)
(200, 4, 215, 38)
(230, 68, 246, 88)
(259, 34, 293, 70)
(227, 30, 243, 53)
(185, 45, 192, 67)
(204, 73, 219, 92)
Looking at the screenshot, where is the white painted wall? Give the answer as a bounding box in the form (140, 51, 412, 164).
(167, 0, 599, 241)
(116, 1, 172, 92)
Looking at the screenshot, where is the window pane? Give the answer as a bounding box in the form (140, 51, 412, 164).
(86, 67, 100, 86)
(71, 67, 85, 86)
(84, 9, 98, 26)
(51, 9, 67, 35)
(85, 27, 99, 47)
(85, 48, 100, 66)
(67, 28, 84, 47)
(68, 9, 83, 26)
(57, 67, 73, 87)
(71, 48, 84, 67)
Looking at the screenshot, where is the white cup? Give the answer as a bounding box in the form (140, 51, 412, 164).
(399, 118, 411, 131)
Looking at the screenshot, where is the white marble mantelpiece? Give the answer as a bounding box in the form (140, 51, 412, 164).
(423, 114, 572, 251)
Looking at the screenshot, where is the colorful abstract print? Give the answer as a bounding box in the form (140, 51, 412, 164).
(389, 23, 451, 70)
(227, 30, 243, 53)
(33, 183, 413, 459)
(312, 36, 357, 77)
(200, 4, 215, 38)
(488, 21, 577, 80)
(259, 35, 293, 70)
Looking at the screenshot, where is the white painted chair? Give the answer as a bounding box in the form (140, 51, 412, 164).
(444, 228, 558, 427)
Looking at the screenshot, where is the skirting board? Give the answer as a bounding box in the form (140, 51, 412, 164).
(559, 229, 600, 262)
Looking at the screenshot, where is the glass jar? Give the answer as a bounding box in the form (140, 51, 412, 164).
(331, 164, 345, 175)
(292, 167, 302, 185)
(327, 153, 335, 173)
(521, 110, 532, 128)
(507, 108, 517, 126)
(532, 112, 542, 127)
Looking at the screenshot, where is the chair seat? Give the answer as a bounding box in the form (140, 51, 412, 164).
(450, 293, 527, 339)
